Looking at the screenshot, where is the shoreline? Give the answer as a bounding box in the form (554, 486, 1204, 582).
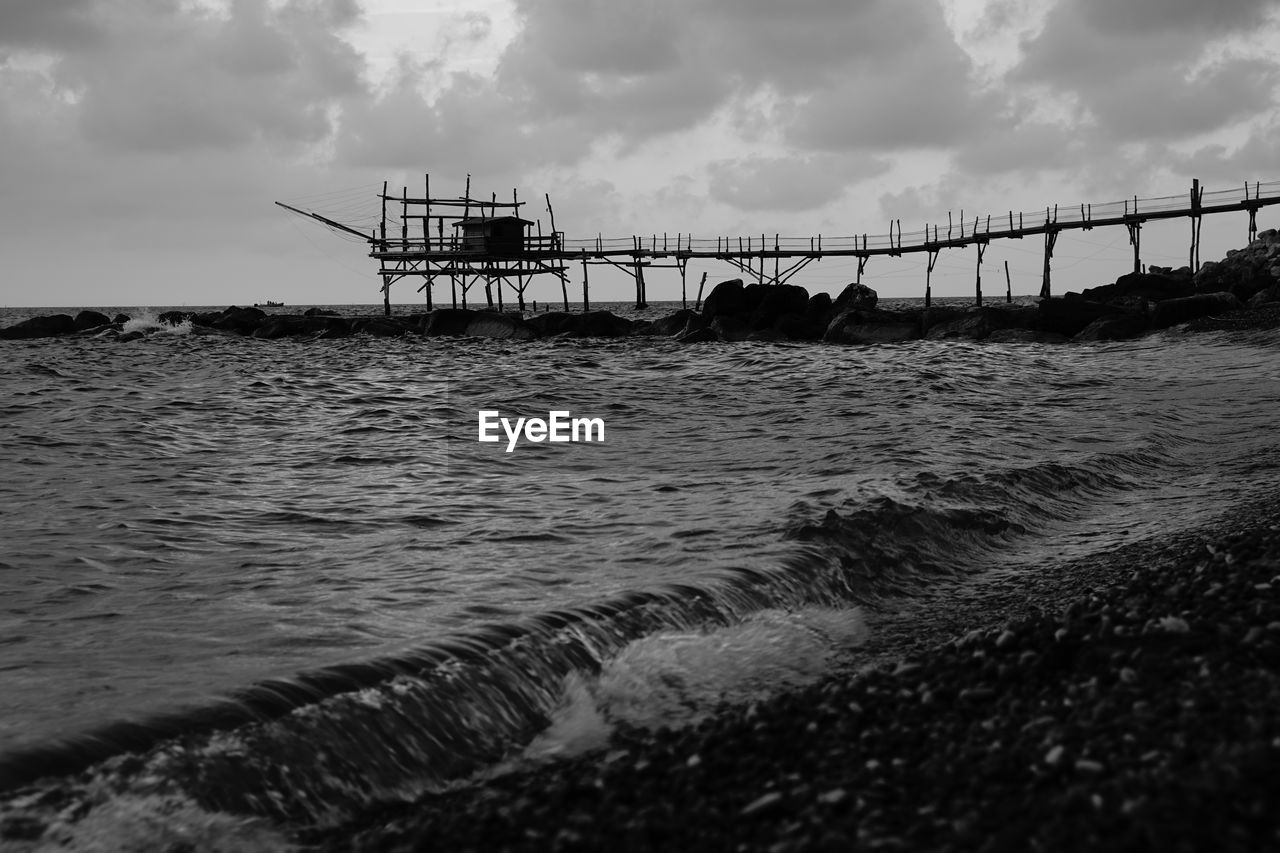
(316, 489, 1280, 852)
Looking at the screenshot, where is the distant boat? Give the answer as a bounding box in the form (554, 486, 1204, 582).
(255, 300, 285, 308)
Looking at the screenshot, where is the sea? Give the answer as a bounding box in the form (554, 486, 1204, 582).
(1, 299, 1278, 849)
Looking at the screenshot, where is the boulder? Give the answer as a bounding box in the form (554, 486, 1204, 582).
(772, 312, 826, 341)
(304, 307, 340, 317)
(0, 314, 76, 340)
(832, 282, 878, 314)
(355, 317, 414, 337)
(73, 310, 112, 331)
(1036, 298, 1130, 337)
(570, 311, 632, 338)
(1073, 314, 1150, 342)
(1080, 272, 1192, 304)
(807, 292, 833, 317)
(525, 312, 575, 337)
(423, 309, 478, 337)
(1248, 284, 1280, 308)
(674, 326, 718, 344)
(701, 279, 746, 321)
(212, 306, 268, 335)
(1151, 292, 1243, 329)
(111, 313, 132, 325)
(748, 284, 810, 330)
(464, 312, 536, 340)
(710, 315, 753, 342)
(925, 307, 1018, 341)
(823, 311, 919, 345)
(649, 309, 702, 337)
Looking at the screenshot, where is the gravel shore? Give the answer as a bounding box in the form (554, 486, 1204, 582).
(316, 493, 1280, 852)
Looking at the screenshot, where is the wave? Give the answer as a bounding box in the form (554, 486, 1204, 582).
(0, 444, 1175, 836)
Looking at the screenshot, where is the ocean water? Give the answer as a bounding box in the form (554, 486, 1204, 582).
(1, 302, 1278, 847)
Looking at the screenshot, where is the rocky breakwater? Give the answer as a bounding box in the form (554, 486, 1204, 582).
(7, 234, 1280, 345)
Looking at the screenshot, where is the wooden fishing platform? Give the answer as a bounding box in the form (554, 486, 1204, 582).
(277, 178, 1280, 315)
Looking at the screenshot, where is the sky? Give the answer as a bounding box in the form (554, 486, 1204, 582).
(2, 0, 1279, 308)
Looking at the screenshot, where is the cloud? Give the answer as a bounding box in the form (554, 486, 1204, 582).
(707, 153, 891, 212)
(0, 0, 101, 52)
(10, 0, 367, 154)
(1013, 0, 1280, 143)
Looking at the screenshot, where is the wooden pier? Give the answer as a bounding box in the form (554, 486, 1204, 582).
(277, 179, 1280, 315)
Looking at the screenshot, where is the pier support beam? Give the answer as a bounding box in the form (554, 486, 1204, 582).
(1190, 179, 1203, 272)
(581, 254, 590, 313)
(1040, 228, 1059, 299)
(1126, 221, 1142, 274)
(925, 249, 939, 309)
(975, 242, 987, 307)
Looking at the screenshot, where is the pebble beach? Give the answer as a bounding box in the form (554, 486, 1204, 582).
(319, 489, 1280, 852)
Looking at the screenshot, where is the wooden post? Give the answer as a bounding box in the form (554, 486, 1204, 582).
(560, 269, 569, 312)
(680, 259, 688, 309)
(581, 253, 590, 312)
(857, 255, 867, 285)
(925, 250, 938, 309)
(695, 271, 708, 310)
(545, 193, 558, 250)
(1190, 178, 1203, 272)
(1004, 260, 1012, 304)
(1041, 229, 1058, 299)
(633, 237, 645, 310)
(380, 181, 389, 316)
(484, 277, 494, 308)
(975, 242, 987, 307)
(1127, 221, 1141, 273)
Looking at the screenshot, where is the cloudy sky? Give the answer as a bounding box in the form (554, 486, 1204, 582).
(2, 0, 1279, 308)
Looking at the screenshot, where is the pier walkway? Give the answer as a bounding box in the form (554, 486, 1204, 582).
(277, 179, 1280, 314)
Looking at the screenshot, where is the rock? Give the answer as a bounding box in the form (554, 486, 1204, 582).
(0, 314, 76, 339)
(925, 307, 1020, 341)
(807, 293, 833, 317)
(710, 315, 753, 342)
(701, 279, 747, 321)
(423, 309, 478, 337)
(524, 312, 575, 337)
(464, 312, 536, 340)
(111, 313, 131, 325)
(73, 310, 112, 331)
(832, 282, 878, 314)
(569, 311, 632, 338)
(1151, 292, 1243, 329)
(773, 312, 825, 341)
(1081, 272, 1192, 304)
(749, 284, 810, 330)
(1036, 298, 1131, 337)
(524, 311, 630, 338)
(354, 317, 414, 337)
(649, 309, 702, 337)
(1248, 284, 1280, 308)
(304, 307, 340, 317)
(212, 306, 268, 335)
(1073, 314, 1150, 342)
(251, 315, 349, 339)
(674, 326, 718, 344)
(823, 311, 919, 344)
